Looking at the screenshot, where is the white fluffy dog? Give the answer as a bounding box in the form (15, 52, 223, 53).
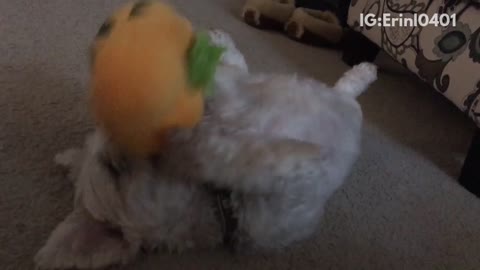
(34, 30, 377, 269)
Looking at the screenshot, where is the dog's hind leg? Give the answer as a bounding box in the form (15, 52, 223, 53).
(34, 207, 140, 270)
(196, 133, 336, 195)
(207, 137, 339, 250)
(334, 62, 377, 97)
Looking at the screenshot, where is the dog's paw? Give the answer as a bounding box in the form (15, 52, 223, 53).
(208, 29, 235, 50)
(208, 29, 248, 73)
(352, 62, 378, 84)
(54, 148, 81, 168)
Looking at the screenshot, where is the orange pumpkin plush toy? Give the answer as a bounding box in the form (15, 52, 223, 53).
(90, 1, 224, 158)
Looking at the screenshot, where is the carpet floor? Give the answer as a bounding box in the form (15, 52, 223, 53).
(1, 0, 480, 269)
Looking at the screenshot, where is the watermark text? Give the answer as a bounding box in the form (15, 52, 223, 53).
(360, 13, 457, 28)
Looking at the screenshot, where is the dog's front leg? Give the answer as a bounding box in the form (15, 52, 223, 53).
(54, 148, 83, 183)
(54, 148, 81, 168)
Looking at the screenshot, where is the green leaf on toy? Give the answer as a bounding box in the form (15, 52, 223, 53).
(187, 32, 225, 97)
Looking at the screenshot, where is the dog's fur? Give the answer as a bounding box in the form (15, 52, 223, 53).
(34, 30, 377, 269)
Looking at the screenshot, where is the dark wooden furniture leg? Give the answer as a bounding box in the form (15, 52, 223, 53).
(459, 129, 480, 197)
(341, 28, 380, 66)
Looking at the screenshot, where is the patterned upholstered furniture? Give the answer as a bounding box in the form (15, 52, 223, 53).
(342, 0, 480, 196)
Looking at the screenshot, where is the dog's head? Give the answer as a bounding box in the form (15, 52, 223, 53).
(35, 131, 142, 269)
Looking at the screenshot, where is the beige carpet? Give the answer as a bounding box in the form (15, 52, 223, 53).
(1, 0, 480, 269)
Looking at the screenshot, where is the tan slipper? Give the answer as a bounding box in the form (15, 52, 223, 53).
(285, 7, 343, 47)
(242, 0, 296, 30)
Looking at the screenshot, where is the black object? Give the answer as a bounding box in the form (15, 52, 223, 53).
(206, 185, 238, 249)
(341, 28, 380, 66)
(96, 19, 114, 39)
(459, 129, 480, 197)
(296, 0, 351, 26)
(129, 0, 152, 18)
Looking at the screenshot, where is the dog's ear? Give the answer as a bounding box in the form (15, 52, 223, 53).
(34, 207, 139, 269)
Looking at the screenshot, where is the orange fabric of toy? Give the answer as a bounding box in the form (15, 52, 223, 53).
(90, 1, 204, 158)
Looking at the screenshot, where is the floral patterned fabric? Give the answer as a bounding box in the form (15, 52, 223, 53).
(348, 0, 480, 127)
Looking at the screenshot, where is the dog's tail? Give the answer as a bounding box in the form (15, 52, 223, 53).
(333, 62, 377, 98)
